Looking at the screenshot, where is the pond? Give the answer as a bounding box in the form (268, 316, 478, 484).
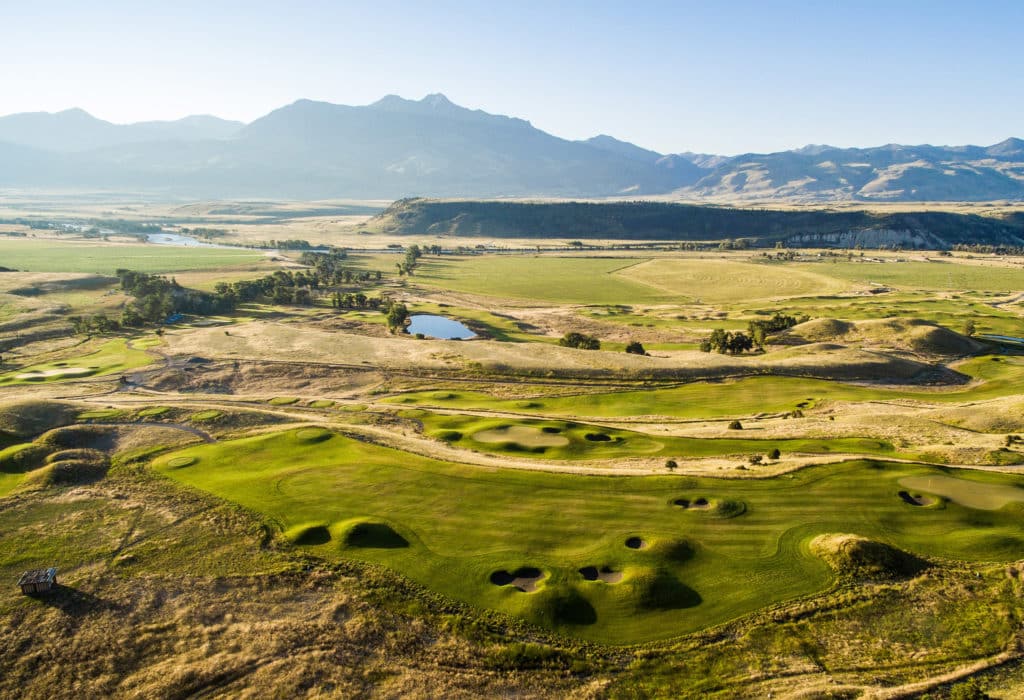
(406, 315, 476, 340)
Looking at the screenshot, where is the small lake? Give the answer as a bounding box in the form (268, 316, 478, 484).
(147, 233, 229, 248)
(406, 315, 476, 340)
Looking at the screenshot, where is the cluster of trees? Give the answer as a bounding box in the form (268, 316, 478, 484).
(701, 329, 754, 355)
(747, 312, 808, 346)
(117, 269, 233, 326)
(180, 227, 229, 239)
(952, 243, 1024, 256)
(70, 314, 121, 335)
(702, 311, 808, 354)
(396, 244, 423, 276)
(558, 332, 600, 350)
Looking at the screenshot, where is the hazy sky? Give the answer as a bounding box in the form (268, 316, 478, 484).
(2, 0, 1021, 155)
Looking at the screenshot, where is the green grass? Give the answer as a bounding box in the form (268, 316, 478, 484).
(415, 257, 673, 304)
(0, 239, 264, 274)
(386, 355, 1024, 419)
(0, 339, 153, 386)
(189, 410, 223, 422)
(153, 428, 1024, 643)
(268, 397, 299, 406)
(409, 412, 899, 461)
(795, 260, 1024, 292)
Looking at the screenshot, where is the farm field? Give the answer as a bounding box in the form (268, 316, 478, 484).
(3, 228, 1024, 697)
(0, 238, 266, 274)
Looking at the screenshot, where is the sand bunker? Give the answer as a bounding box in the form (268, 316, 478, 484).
(579, 566, 624, 583)
(899, 475, 1024, 510)
(16, 367, 93, 380)
(473, 426, 569, 447)
(490, 567, 545, 592)
(625, 536, 648, 550)
(898, 490, 937, 507)
(673, 497, 711, 510)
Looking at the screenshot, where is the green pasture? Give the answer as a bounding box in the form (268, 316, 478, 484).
(0, 338, 152, 386)
(153, 428, 1024, 643)
(386, 355, 1024, 419)
(0, 239, 264, 274)
(408, 411, 898, 461)
(415, 257, 673, 304)
(792, 260, 1024, 293)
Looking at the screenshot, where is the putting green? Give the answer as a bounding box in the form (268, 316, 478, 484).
(899, 475, 1024, 510)
(411, 412, 898, 461)
(153, 428, 1024, 643)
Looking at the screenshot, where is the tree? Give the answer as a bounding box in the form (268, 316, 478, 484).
(559, 332, 600, 350)
(385, 302, 409, 333)
(625, 340, 646, 355)
(768, 448, 781, 460)
(963, 319, 977, 337)
(664, 459, 678, 471)
(728, 420, 743, 430)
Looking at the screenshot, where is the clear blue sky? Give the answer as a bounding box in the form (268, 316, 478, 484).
(2, 0, 1021, 154)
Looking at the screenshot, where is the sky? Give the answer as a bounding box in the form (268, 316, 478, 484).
(1, 0, 1022, 155)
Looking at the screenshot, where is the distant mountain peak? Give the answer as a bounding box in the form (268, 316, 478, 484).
(421, 93, 454, 108)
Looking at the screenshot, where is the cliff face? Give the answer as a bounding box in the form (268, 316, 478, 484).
(365, 199, 1024, 248)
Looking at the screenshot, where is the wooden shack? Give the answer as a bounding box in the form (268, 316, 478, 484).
(18, 568, 57, 595)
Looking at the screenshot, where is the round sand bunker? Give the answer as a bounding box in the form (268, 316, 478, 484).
(898, 490, 937, 507)
(625, 536, 648, 550)
(579, 565, 624, 583)
(490, 567, 545, 592)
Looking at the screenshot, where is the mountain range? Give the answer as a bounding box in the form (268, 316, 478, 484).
(0, 95, 1021, 201)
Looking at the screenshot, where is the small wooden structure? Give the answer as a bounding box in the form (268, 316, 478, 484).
(18, 568, 57, 595)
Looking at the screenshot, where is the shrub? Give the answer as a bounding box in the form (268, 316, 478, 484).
(558, 332, 600, 350)
(768, 448, 781, 460)
(664, 459, 678, 470)
(728, 420, 743, 430)
(749, 454, 763, 465)
(625, 340, 646, 355)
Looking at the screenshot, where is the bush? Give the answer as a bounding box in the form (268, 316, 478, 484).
(728, 420, 743, 430)
(768, 448, 781, 459)
(625, 340, 646, 355)
(558, 332, 600, 350)
(664, 459, 678, 470)
(948, 678, 989, 700)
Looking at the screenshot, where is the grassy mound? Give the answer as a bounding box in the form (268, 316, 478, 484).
(24, 452, 110, 487)
(523, 586, 597, 626)
(190, 410, 222, 422)
(294, 427, 333, 443)
(308, 400, 334, 408)
(334, 519, 409, 549)
(647, 538, 697, 563)
(0, 400, 81, 438)
(625, 567, 701, 611)
(284, 522, 332, 545)
(810, 533, 928, 580)
(787, 317, 981, 357)
(137, 406, 171, 418)
(268, 397, 299, 406)
(0, 442, 50, 473)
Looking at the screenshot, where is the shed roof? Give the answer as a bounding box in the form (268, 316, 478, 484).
(18, 568, 57, 586)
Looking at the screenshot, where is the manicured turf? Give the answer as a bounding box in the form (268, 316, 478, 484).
(0, 339, 153, 386)
(621, 258, 851, 303)
(415, 257, 673, 304)
(794, 260, 1024, 292)
(409, 412, 899, 461)
(0, 239, 264, 274)
(385, 355, 1024, 420)
(153, 428, 1024, 643)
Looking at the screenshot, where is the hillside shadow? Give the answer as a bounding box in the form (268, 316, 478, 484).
(27, 584, 115, 616)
